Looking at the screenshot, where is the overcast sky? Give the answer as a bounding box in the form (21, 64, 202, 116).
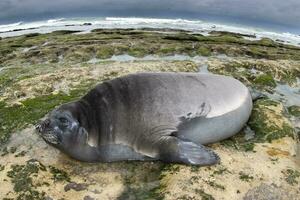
(0, 0, 299, 33)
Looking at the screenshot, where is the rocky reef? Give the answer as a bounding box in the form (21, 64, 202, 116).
(0, 29, 299, 199)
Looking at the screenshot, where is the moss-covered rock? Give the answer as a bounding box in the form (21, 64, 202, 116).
(208, 59, 300, 87)
(248, 99, 294, 143)
(253, 74, 276, 88)
(288, 106, 300, 117)
(1, 28, 299, 67)
(127, 46, 148, 57)
(95, 46, 114, 59)
(197, 46, 212, 56)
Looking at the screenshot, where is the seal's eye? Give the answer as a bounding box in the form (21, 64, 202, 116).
(59, 117, 68, 125)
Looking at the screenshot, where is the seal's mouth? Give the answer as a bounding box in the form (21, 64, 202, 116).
(35, 119, 60, 145)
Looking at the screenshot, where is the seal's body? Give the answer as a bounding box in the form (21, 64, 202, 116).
(37, 73, 252, 166)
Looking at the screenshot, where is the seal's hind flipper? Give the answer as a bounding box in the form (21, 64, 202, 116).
(135, 132, 220, 166)
(165, 139, 220, 166)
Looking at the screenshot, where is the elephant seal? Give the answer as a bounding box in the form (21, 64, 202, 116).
(36, 72, 252, 166)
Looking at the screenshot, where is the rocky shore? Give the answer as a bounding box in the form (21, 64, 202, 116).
(0, 29, 299, 200)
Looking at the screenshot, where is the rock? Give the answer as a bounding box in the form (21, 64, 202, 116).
(243, 183, 299, 200)
(64, 182, 88, 192)
(209, 30, 256, 38)
(83, 23, 92, 26)
(24, 33, 40, 38)
(275, 39, 285, 43)
(83, 196, 94, 200)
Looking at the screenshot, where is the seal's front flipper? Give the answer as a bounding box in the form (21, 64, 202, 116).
(160, 138, 220, 166)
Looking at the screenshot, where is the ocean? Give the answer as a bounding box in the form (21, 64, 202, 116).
(0, 17, 299, 47)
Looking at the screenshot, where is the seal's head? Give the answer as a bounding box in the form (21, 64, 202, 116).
(35, 102, 85, 150)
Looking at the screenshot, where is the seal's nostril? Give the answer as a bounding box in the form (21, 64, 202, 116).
(44, 119, 51, 126)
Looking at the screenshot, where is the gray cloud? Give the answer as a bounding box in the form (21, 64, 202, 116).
(0, 0, 299, 32)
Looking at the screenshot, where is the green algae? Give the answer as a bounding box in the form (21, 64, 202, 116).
(254, 74, 276, 88)
(256, 38, 277, 47)
(288, 106, 300, 117)
(128, 47, 148, 57)
(205, 180, 225, 190)
(49, 166, 71, 182)
(64, 47, 94, 62)
(0, 84, 93, 144)
(220, 135, 256, 152)
(194, 189, 215, 200)
(0, 68, 28, 91)
(158, 46, 177, 55)
(209, 60, 299, 87)
(190, 165, 201, 173)
(221, 99, 294, 151)
(246, 46, 267, 58)
(117, 162, 165, 200)
(95, 46, 114, 59)
(248, 100, 294, 143)
(6, 160, 45, 200)
(241, 142, 255, 152)
(282, 169, 300, 185)
(212, 166, 231, 176)
(239, 172, 254, 182)
(118, 182, 164, 200)
(197, 46, 212, 56)
(2, 29, 300, 68)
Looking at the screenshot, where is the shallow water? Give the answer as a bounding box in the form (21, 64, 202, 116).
(90, 54, 230, 63)
(87, 53, 229, 75)
(266, 79, 300, 107)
